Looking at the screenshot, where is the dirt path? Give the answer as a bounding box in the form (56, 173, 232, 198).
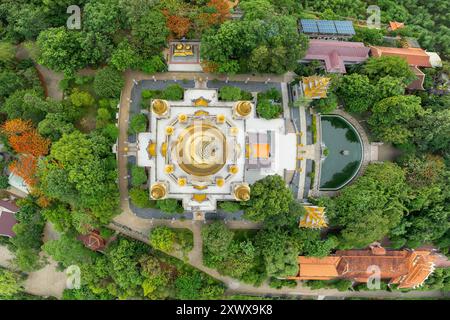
(0, 244, 67, 299)
(15, 43, 64, 101)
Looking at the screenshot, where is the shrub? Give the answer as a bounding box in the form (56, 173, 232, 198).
(129, 114, 147, 134)
(161, 84, 184, 100)
(131, 165, 147, 187)
(256, 99, 282, 119)
(156, 199, 184, 214)
(219, 86, 242, 101)
(70, 89, 95, 108)
(140, 55, 167, 74)
(219, 201, 242, 213)
(129, 187, 155, 208)
(268, 277, 297, 289)
(258, 88, 281, 102)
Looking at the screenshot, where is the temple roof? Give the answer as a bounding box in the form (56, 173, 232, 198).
(303, 40, 370, 73)
(0, 211, 17, 238)
(370, 46, 432, 67)
(290, 246, 438, 289)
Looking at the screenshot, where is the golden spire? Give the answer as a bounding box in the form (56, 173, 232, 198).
(234, 101, 252, 117)
(151, 99, 169, 116)
(234, 184, 250, 201)
(150, 183, 167, 200)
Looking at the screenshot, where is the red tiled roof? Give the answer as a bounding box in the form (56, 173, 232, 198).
(78, 231, 106, 251)
(291, 246, 438, 289)
(370, 46, 432, 67)
(0, 211, 17, 238)
(0, 199, 19, 213)
(302, 40, 370, 73)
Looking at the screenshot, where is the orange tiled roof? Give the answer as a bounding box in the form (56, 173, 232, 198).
(389, 21, 405, 31)
(290, 246, 438, 289)
(289, 257, 340, 280)
(370, 46, 432, 67)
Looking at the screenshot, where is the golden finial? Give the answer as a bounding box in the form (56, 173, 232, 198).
(234, 101, 252, 117)
(234, 184, 250, 201)
(151, 99, 169, 116)
(229, 165, 239, 174)
(150, 183, 167, 200)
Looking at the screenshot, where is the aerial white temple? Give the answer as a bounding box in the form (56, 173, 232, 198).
(136, 88, 296, 214)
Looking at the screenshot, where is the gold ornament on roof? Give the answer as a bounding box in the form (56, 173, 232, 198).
(160, 142, 167, 157)
(234, 184, 250, 201)
(150, 183, 167, 200)
(165, 126, 174, 135)
(177, 177, 187, 186)
(178, 114, 187, 123)
(193, 97, 209, 107)
(235, 101, 252, 117)
(164, 164, 174, 174)
(147, 142, 156, 157)
(216, 114, 225, 124)
(216, 177, 225, 187)
(229, 165, 239, 174)
(229, 127, 239, 136)
(151, 99, 169, 115)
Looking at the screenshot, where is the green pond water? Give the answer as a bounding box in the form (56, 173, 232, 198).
(319, 115, 362, 190)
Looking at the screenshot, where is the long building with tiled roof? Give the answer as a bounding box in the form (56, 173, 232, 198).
(288, 244, 438, 289)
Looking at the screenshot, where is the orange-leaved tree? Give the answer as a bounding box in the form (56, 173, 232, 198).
(1, 119, 51, 187)
(9, 154, 38, 186)
(167, 15, 191, 38)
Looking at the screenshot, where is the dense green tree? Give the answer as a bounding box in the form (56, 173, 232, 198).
(38, 131, 119, 227)
(69, 89, 95, 108)
(93, 67, 124, 99)
(38, 113, 75, 141)
(9, 198, 45, 272)
(0, 269, 22, 298)
(363, 56, 417, 86)
(36, 27, 86, 74)
(107, 239, 144, 295)
(83, 0, 122, 35)
(336, 74, 375, 113)
(413, 109, 450, 157)
(218, 201, 242, 213)
(149, 226, 176, 252)
(110, 40, 140, 72)
(131, 10, 169, 57)
(322, 163, 408, 248)
(351, 26, 385, 45)
(312, 93, 338, 114)
(43, 233, 96, 268)
(242, 175, 293, 221)
(368, 95, 425, 144)
(201, 15, 308, 74)
(375, 76, 406, 101)
(202, 222, 235, 266)
(41, 204, 73, 233)
(140, 55, 167, 74)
